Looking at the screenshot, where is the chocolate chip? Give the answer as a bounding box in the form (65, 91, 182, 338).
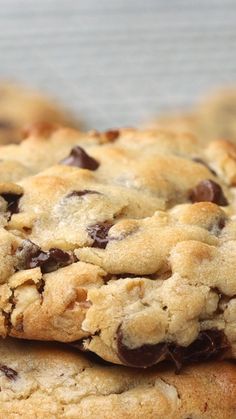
(192, 158, 216, 175)
(117, 325, 167, 368)
(87, 221, 113, 249)
(1, 193, 22, 214)
(182, 329, 229, 364)
(67, 190, 101, 198)
(16, 240, 75, 273)
(0, 365, 18, 380)
(189, 180, 228, 206)
(116, 327, 229, 370)
(105, 129, 120, 142)
(60, 146, 99, 170)
(31, 248, 72, 273)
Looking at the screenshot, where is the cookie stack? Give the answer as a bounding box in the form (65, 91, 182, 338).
(0, 84, 236, 418)
(149, 88, 236, 144)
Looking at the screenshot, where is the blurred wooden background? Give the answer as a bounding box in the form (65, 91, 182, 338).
(0, 0, 236, 129)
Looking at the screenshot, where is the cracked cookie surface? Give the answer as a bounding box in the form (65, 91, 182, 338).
(1, 128, 236, 368)
(0, 338, 235, 419)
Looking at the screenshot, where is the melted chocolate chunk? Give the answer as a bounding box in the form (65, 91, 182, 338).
(105, 129, 120, 142)
(0, 365, 18, 380)
(116, 327, 229, 370)
(67, 190, 101, 198)
(87, 221, 113, 249)
(60, 146, 99, 170)
(30, 248, 72, 273)
(189, 180, 228, 206)
(192, 158, 216, 175)
(1, 192, 22, 214)
(183, 329, 228, 363)
(16, 240, 74, 273)
(117, 326, 167, 368)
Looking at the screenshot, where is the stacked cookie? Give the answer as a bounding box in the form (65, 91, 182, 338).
(0, 85, 236, 418)
(0, 82, 78, 145)
(148, 88, 236, 145)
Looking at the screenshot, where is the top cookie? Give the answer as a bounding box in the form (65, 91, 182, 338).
(1, 127, 236, 369)
(0, 82, 78, 145)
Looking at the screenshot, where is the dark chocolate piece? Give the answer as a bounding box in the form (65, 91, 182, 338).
(1, 192, 22, 214)
(116, 327, 229, 370)
(189, 179, 228, 206)
(87, 221, 113, 249)
(117, 325, 167, 368)
(16, 240, 74, 274)
(60, 146, 99, 170)
(182, 329, 229, 363)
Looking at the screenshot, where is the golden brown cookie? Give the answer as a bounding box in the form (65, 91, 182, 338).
(0, 338, 235, 419)
(0, 82, 78, 144)
(148, 88, 236, 143)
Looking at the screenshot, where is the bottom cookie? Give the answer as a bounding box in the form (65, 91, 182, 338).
(0, 338, 235, 418)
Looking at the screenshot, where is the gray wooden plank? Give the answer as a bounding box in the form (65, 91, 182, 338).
(0, 0, 235, 129)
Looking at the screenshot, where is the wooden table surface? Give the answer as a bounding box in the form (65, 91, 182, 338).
(0, 0, 236, 129)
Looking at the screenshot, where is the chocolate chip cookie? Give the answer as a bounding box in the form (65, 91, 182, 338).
(0, 82, 78, 145)
(0, 338, 235, 419)
(149, 88, 236, 143)
(1, 128, 236, 369)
